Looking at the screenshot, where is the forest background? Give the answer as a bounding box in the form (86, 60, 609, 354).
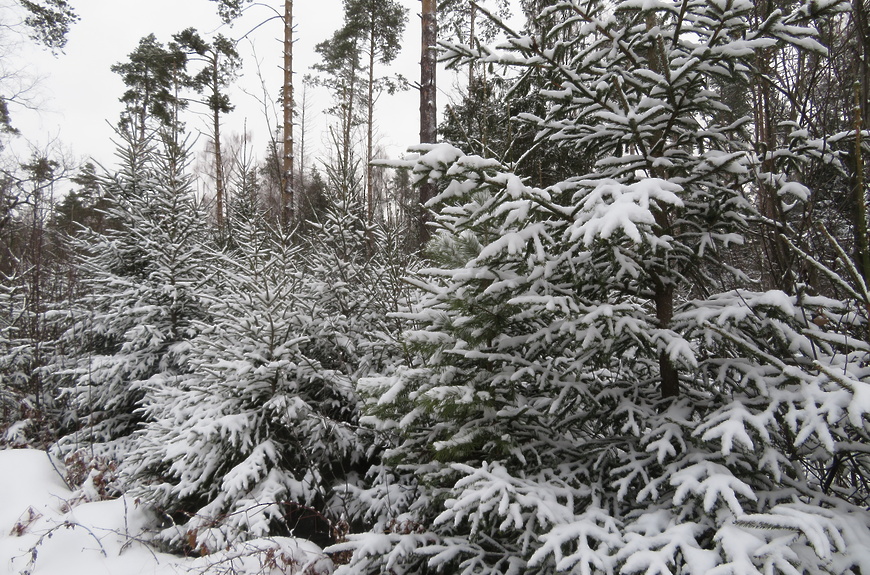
(4, 0, 870, 574)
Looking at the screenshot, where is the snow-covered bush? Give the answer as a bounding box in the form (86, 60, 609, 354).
(333, 1, 870, 574)
(0, 449, 335, 575)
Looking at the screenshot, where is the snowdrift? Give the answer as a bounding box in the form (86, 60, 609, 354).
(0, 449, 332, 575)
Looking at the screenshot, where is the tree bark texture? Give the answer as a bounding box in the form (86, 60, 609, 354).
(367, 25, 376, 228)
(752, 0, 793, 292)
(418, 0, 437, 246)
(283, 0, 295, 229)
(852, 0, 870, 285)
(212, 55, 225, 234)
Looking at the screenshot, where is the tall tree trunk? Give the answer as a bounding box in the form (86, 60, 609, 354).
(419, 0, 437, 246)
(367, 24, 376, 229)
(343, 58, 358, 201)
(212, 52, 226, 235)
(214, 105, 225, 234)
(366, 24, 377, 256)
(29, 185, 43, 413)
(299, 83, 308, 215)
(852, 0, 870, 284)
(282, 0, 294, 229)
(752, 0, 792, 291)
(138, 77, 149, 144)
(469, 2, 475, 86)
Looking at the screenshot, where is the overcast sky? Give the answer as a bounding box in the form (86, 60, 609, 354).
(6, 0, 426, 174)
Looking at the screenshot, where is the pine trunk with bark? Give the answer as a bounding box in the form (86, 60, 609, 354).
(367, 25, 376, 229)
(852, 0, 870, 285)
(283, 0, 295, 229)
(212, 56, 226, 234)
(418, 0, 437, 247)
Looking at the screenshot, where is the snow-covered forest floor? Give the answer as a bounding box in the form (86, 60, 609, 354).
(0, 450, 330, 575)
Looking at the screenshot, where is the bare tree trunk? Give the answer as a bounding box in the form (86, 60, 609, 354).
(214, 110, 225, 234)
(213, 51, 226, 235)
(138, 85, 148, 144)
(298, 82, 308, 217)
(282, 0, 295, 230)
(419, 0, 437, 247)
(752, 0, 793, 291)
(367, 25, 376, 229)
(852, 0, 870, 284)
(469, 2, 475, 86)
(343, 58, 358, 202)
(366, 26, 378, 256)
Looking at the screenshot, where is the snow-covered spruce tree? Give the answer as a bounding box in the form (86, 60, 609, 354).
(0, 280, 32, 442)
(0, 156, 78, 448)
(126, 214, 369, 553)
(0, 277, 60, 447)
(298, 197, 415, 380)
(53, 130, 211, 462)
(333, 1, 870, 574)
(295, 196, 421, 531)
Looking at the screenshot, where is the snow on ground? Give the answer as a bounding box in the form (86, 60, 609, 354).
(0, 449, 332, 575)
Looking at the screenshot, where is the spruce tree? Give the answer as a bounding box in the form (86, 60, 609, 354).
(298, 198, 414, 380)
(0, 280, 32, 443)
(54, 131, 211, 461)
(334, 1, 870, 574)
(125, 186, 416, 553)
(125, 215, 364, 553)
(0, 154, 73, 448)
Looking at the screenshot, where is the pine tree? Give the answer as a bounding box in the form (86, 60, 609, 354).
(339, 0, 407, 227)
(174, 28, 242, 237)
(334, 1, 870, 574)
(112, 34, 189, 143)
(17, 0, 78, 52)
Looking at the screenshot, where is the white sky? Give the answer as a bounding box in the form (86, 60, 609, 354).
(6, 0, 429, 175)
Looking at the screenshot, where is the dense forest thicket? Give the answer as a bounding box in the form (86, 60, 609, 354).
(5, 0, 870, 573)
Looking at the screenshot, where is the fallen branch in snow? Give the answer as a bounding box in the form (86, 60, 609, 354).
(17, 520, 108, 575)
